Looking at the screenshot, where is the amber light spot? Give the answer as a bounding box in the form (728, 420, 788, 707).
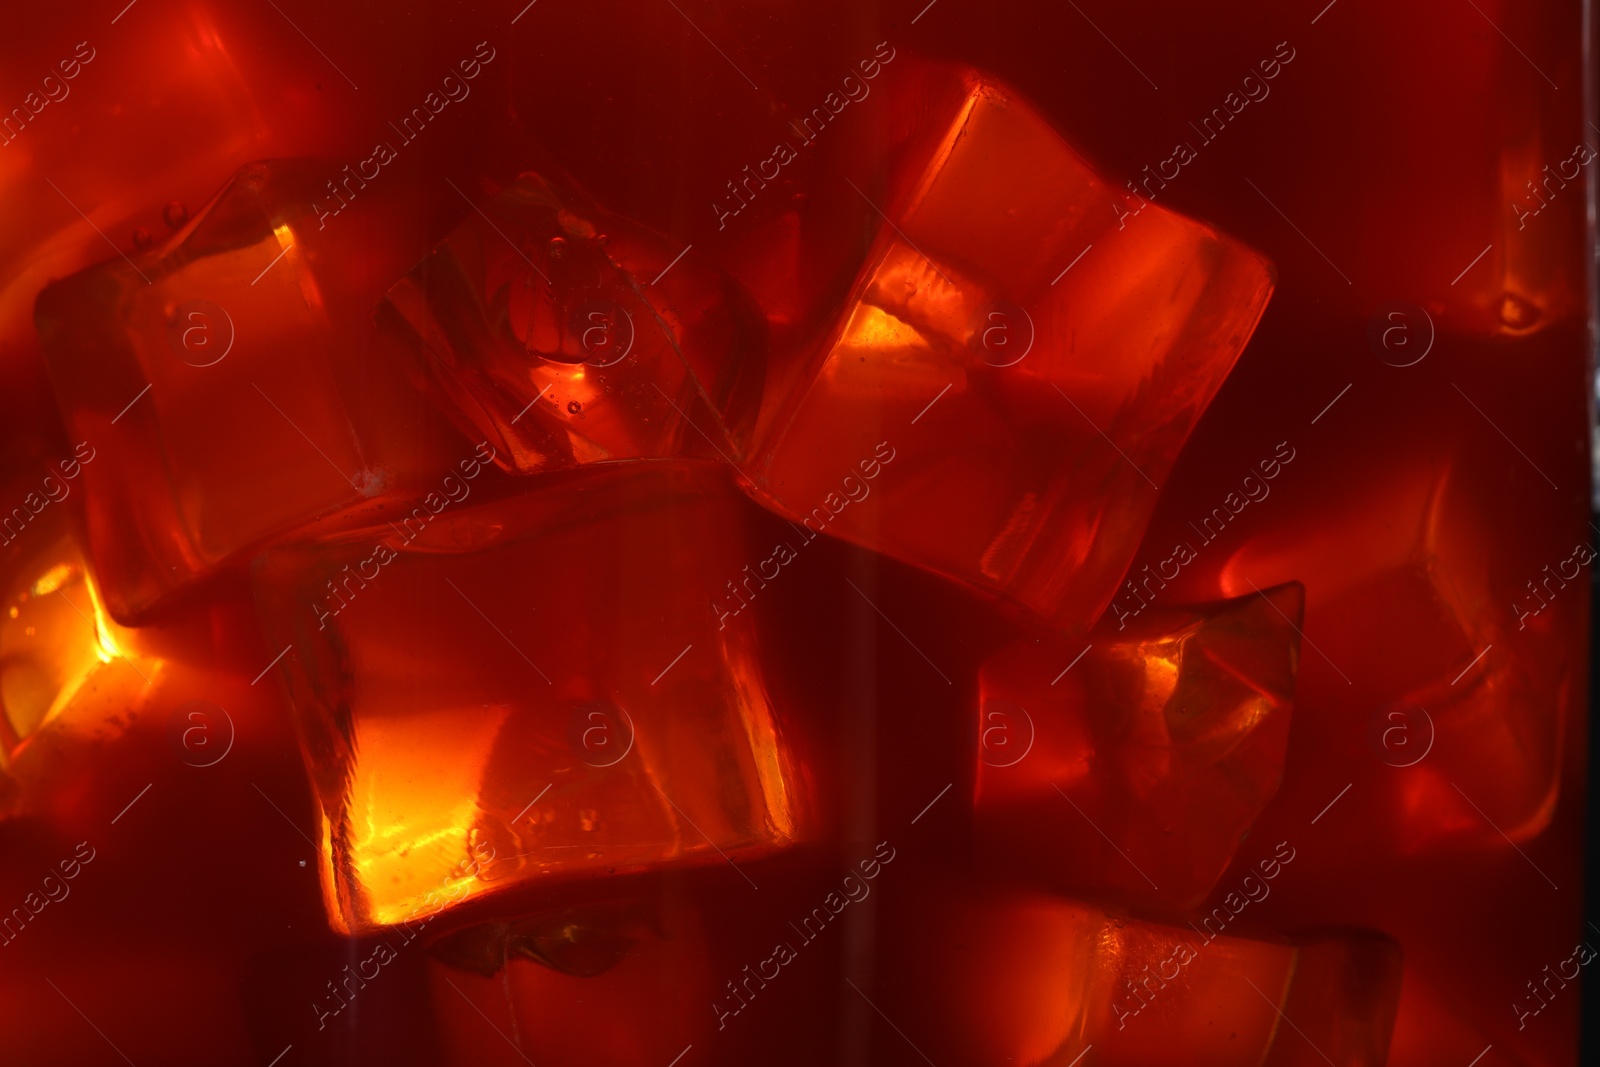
(1, 534, 156, 766)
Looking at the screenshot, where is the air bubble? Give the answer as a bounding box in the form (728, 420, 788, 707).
(163, 201, 188, 229)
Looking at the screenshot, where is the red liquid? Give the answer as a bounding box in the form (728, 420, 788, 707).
(0, 1, 1587, 1065)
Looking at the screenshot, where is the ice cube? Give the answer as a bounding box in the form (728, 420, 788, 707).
(873, 879, 1401, 1067)
(253, 462, 806, 934)
(381, 170, 766, 477)
(34, 159, 480, 623)
(976, 583, 1302, 910)
(1219, 450, 1570, 854)
(744, 64, 1274, 628)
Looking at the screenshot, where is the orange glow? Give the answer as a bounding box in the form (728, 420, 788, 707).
(0, 519, 157, 768)
(351, 702, 510, 927)
(255, 464, 807, 934)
